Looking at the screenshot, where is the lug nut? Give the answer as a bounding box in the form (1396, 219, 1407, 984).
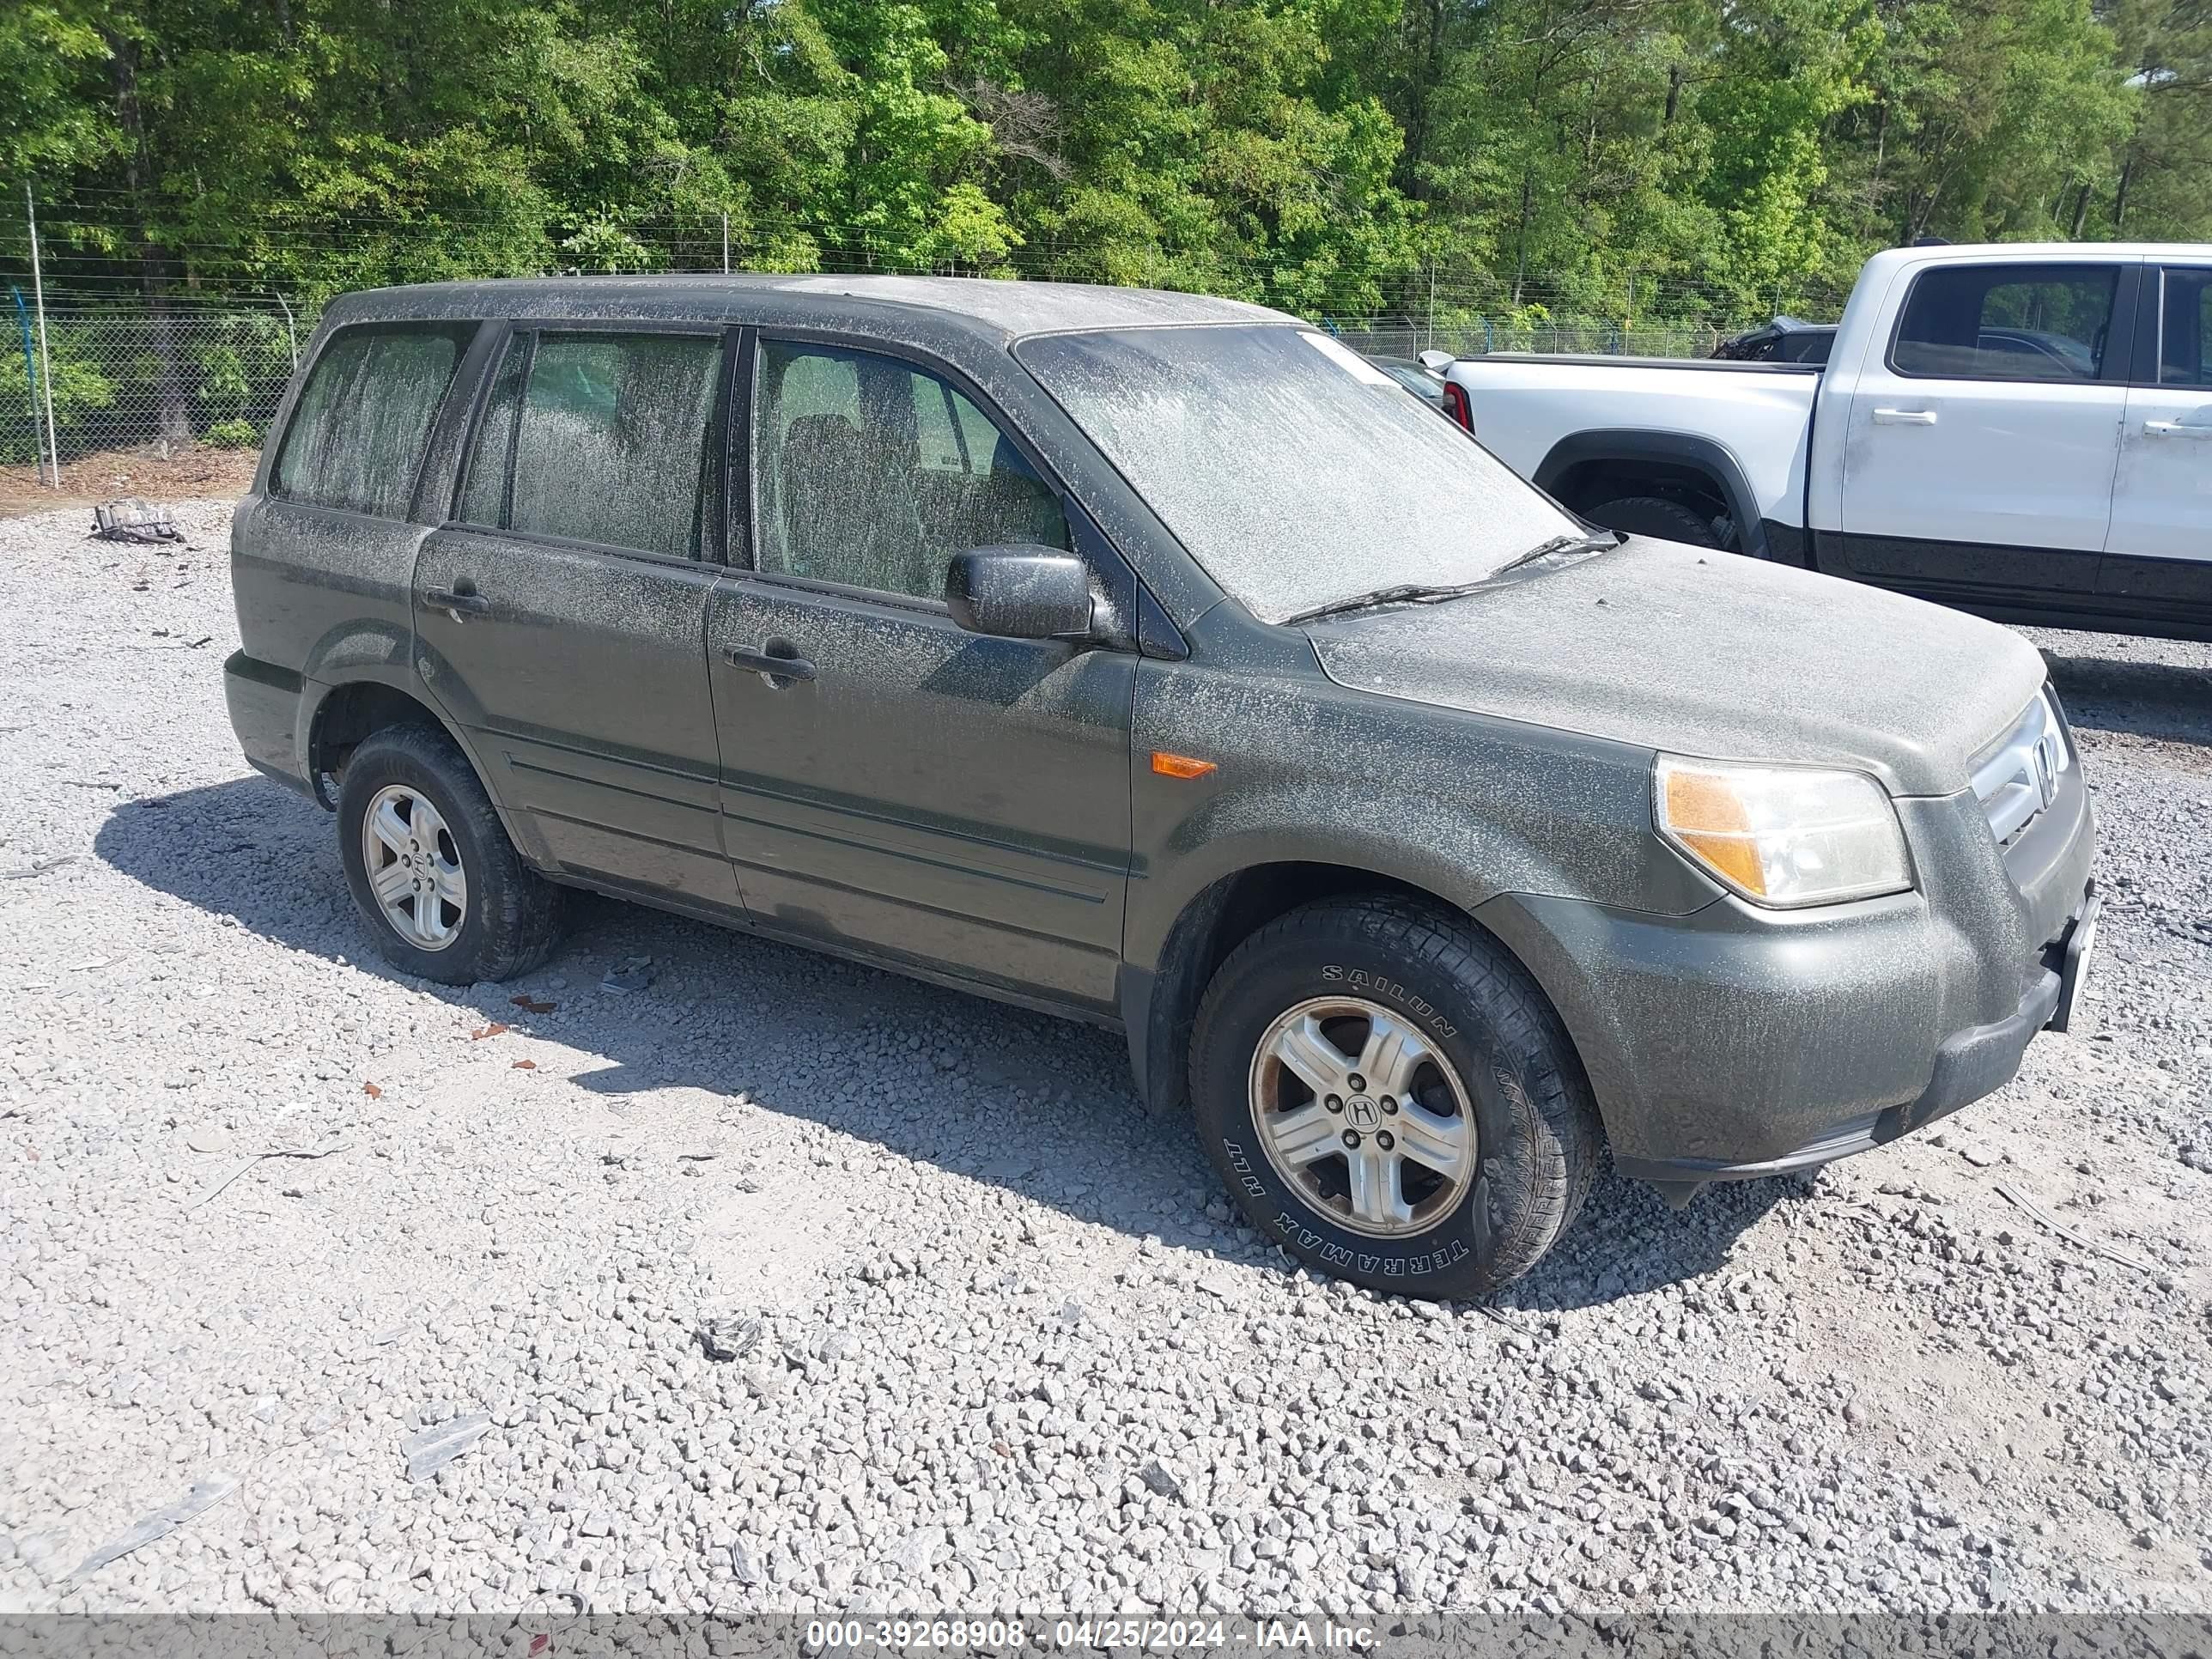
(1376, 1131, 1395, 1152)
(1324, 1095, 1343, 1114)
(1347, 1073, 1367, 1092)
(1341, 1130, 1361, 1150)
(1381, 1096, 1398, 1115)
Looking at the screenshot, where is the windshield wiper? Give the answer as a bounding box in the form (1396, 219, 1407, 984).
(1492, 530, 1621, 576)
(1282, 531, 1624, 626)
(1281, 580, 1493, 626)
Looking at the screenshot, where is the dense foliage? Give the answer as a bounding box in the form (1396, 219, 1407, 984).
(3, 0, 2205, 336)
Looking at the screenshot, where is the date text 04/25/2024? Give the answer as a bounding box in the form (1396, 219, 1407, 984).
(801, 1618, 1378, 1650)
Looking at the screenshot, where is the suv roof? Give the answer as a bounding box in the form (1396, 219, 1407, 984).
(323, 273, 1293, 345)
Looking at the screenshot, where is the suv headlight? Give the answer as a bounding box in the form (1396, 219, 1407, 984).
(1654, 756, 1912, 908)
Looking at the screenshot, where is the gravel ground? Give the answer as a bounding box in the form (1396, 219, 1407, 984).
(1, 501, 2207, 1620)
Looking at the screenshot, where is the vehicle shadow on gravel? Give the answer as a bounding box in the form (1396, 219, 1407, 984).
(99, 774, 1790, 1307)
(2044, 649, 2212, 749)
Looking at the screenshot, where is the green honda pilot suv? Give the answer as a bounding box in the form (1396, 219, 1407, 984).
(225, 274, 2099, 1296)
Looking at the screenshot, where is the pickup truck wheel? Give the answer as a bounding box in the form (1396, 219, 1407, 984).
(1585, 494, 1724, 550)
(335, 725, 565, 985)
(1189, 897, 1599, 1297)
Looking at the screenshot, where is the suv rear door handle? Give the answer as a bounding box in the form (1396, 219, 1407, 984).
(1872, 407, 1938, 426)
(724, 641, 816, 684)
(2142, 418, 2212, 439)
(424, 586, 491, 620)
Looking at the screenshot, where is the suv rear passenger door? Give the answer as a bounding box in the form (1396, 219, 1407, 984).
(706, 337, 1135, 1013)
(413, 325, 742, 909)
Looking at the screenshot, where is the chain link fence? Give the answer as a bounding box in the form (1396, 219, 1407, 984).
(4, 307, 303, 474)
(3, 289, 1802, 484)
(1335, 319, 1737, 361)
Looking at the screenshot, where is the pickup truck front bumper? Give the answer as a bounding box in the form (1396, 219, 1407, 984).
(1476, 751, 2095, 1204)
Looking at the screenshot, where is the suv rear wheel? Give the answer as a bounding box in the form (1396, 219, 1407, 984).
(1189, 897, 1599, 1297)
(335, 725, 565, 984)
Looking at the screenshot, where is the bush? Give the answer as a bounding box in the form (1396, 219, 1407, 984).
(204, 416, 259, 448)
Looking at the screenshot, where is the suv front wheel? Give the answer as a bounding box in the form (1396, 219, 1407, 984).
(1189, 897, 1599, 1297)
(335, 724, 566, 985)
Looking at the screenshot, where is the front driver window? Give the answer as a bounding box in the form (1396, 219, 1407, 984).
(753, 341, 1069, 602)
(1890, 265, 2118, 382)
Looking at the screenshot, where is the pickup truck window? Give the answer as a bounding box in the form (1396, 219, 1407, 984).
(2158, 267, 2212, 385)
(272, 324, 470, 518)
(1890, 264, 2117, 383)
(1017, 325, 1580, 626)
(753, 340, 1068, 601)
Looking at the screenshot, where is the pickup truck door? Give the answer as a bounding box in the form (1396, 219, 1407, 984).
(705, 334, 1135, 1014)
(2104, 263, 2212, 622)
(1836, 259, 2135, 602)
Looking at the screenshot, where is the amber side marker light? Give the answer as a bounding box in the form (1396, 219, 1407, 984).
(1152, 751, 1218, 780)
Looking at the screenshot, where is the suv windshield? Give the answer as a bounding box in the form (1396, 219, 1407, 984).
(1017, 324, 1582, 623)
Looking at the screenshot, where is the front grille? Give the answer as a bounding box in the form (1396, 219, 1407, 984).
(1971, 689, 2070, 848)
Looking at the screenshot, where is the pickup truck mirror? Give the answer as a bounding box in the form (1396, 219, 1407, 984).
(945, 546, 1096, 642)
(1415, 349, 1455, 375)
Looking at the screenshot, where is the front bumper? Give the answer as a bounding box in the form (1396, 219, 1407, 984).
(1475, 750, 2096, 1200)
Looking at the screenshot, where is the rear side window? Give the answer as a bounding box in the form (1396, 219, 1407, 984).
(272, 325, 470, 516)
(1890, 265, 2118, 381)
(482, 332, 724, 557)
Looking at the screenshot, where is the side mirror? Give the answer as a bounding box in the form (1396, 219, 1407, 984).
(1415, 349, 1455, 376)
(944, 546, 1096, 641)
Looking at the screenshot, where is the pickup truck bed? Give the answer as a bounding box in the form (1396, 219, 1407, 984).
(1454, 356, 1820, 563)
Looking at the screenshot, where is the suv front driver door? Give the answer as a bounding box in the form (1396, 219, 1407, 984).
(706, 337, 1136, 1013)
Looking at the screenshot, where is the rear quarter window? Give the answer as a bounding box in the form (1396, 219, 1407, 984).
(271, 325, 472, 517)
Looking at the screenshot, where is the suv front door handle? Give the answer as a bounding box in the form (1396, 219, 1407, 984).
(724, 641, 817, 686)
(424, 585, 491, 621)
(2143, 418, 2212, 439)
(1871, 407, 1938, 426)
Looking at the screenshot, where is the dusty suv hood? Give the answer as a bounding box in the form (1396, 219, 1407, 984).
(1305, 538, 2047, 795)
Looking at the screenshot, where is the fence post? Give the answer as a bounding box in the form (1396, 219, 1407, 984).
(274, 293, 298, 369)
(722, 212, 731, 276)
(25, 183, 60, 489)
(10, 286, 41, 482)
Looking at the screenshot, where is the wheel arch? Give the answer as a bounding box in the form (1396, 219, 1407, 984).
(298, 677, 534, 864)
(1534, 429, 1771, 560)
(1121, 858, 1589, 1125)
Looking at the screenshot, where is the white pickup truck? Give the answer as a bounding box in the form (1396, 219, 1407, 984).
(1435, 242, 2212, 641)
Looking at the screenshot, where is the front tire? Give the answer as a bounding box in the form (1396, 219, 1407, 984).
(336, 724, 565, 985)
(1189, 897, 1599, 1297)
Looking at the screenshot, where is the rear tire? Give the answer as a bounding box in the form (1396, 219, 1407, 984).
(336, 724, 565, 985)
(1188, 896, 1600, 1298)
(1584, 494, 1725, 550)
